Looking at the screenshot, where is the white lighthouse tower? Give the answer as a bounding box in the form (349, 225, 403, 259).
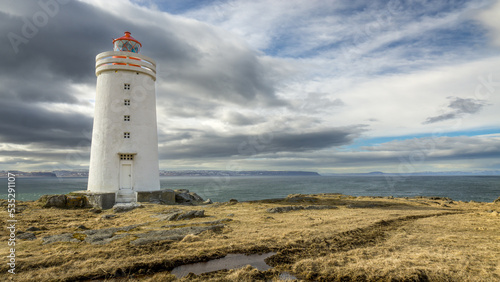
(88, 31, 160, 203)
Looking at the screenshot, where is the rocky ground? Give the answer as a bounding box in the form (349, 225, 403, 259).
(1, 193, 499, 281)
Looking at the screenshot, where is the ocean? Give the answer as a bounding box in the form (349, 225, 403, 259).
(2, 175, 499, 203)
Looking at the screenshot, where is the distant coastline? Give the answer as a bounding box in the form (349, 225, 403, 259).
(0, 170, 321, 178)
(1, 170, 499, 178)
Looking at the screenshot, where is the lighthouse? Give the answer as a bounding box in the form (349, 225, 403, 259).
(87, 31, 160, 204)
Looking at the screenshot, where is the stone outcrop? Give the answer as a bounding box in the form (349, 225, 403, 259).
(17, 232, 36, 240)
(284, 194, 319, 203)
(267, 205, 337, 213)
(174, 189, 208, 205)
(42, 222, 226, 246)
(42, 224, 142, 245)
(153, 210, 206, 221)
(112, 203, 143, 213)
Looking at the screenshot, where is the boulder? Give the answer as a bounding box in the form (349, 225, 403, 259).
(175, 192, 192, 203)
(113, 203, 143, 213)
(267, 205, 337, 213)
(42, 195, 67, 208)
(174, 189, 207, 205)
(494, 196, 500, 203)
(189, 192, 204, 202)
(18, 232, 36, 240)
(89, 208, 102, 214)
(43, 234, 79, 244)
(176, 210, 205, 220)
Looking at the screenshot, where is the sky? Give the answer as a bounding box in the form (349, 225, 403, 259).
(0, 0, 499, 174)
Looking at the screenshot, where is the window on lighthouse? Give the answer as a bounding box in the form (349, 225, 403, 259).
(124, 115, 130, 121)
(124, 99, 130, 106)
(124, 83, 130, 90)
(124, 132, 130, 139)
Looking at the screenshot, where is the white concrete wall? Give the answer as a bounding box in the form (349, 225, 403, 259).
(88, 52, 160, 193)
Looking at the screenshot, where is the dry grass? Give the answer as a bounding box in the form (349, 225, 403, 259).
(0, 194, 498, 281)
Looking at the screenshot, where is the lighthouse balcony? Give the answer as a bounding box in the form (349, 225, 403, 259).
(95, 51, 156, 80)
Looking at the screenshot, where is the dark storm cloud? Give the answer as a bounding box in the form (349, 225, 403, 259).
(222, 111, 265, 126)
(0, 99, 92, 146)
(423, 97, 487, 124)
(159, 126, 365, 159)
(0, 0, 285, 160)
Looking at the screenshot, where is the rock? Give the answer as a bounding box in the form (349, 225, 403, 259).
(267, 205, 337, 213)
(494, 196, 500, 203)
(102, 214, 117, 219)
(89, 208, 102, 214)
(267, 206, 303, 213)
(43, 234, 79, 244)
(162, 218, 232, 228)
(18, 232, 36, 240)
(174, 189, 206, 205)
(189, 192, 204, 202)
(305, 205, 338, 210)
(26, 226, 41, 232)
(113, 203, 143, 213)
(175, 189, 190, 194)
(176, 210, 205, 220)
(429, 197, 452, 201)
(229, 199, 239, 204)
(175, 192, 192, 203)
(42, 195, 67, 208)
(203, 199, 213, 205)
(42, 224, 142, 245)
(285, 194, 319, 203)
(76, 225, 89, 230)
(227, 213, 235, 217)
(163, 211, 184, 221)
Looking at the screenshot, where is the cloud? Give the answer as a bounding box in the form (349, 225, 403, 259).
(222, 111, 265, 126)
(0, 0, 498, 173)
(476, 0, 500, 47)
(160, 125, 366, 159)
(423, 97, 488, 124)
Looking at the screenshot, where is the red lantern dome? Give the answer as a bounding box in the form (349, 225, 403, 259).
(113, 31, 142, 53)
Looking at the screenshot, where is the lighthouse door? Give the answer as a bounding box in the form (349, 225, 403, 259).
(120, 164, 132, 190)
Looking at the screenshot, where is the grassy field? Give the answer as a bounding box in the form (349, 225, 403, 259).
(1, 194, 499, 281)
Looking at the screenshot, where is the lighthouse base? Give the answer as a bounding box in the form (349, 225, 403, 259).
(70, 191, 116, 209)
(70, 189, 175, 209)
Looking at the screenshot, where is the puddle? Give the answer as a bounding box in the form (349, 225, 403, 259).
(171, 252, 276, 278)
(279, 272, 298, 280)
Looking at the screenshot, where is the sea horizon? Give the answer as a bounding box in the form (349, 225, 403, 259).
(3, 175, 499, 203)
